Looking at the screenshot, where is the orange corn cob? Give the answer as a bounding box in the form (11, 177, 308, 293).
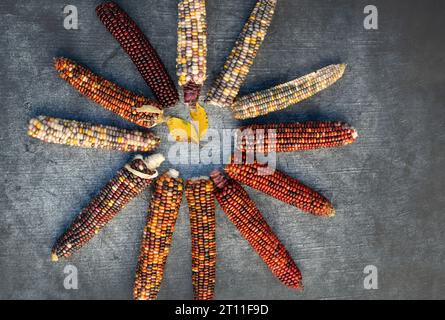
(133, 170, 184, 300)
(55, 57, 163, 128)
(225, 160, 335, 217)
(186, 178, 216, 300)
(51, 154, 165, 261)
(236, 121, 358, 153)
(211, 170, 302, 289)
(96, 2, 179, 108)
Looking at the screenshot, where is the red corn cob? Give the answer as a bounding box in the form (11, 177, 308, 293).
(186, 177, 217, 300)
(211, 171, 302, 289)
(51, 154, 165, 261)
(55, 57, 163, 128)
(236, 122, 358, 153)
(225, 160, 335, 217)
(96, 1, 179, 108)
(133, 170, 184, 300)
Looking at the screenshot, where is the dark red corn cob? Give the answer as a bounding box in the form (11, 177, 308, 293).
(225, 160, 335, 217)
(211, 171, 302, 289)
(96, 1, 179, 108)
(51, 154, 165, 261)
(236, 122, 358, 153)
(133, 170, 184, 300)
(55, 57, 164, 128)
(186, 178, 217, 300)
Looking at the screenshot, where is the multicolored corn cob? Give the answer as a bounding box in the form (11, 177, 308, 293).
(186, 177, 216, 300)
(96, 1, 179, 108)
(51, 154, 165, 261)
(225, 160, 335, 217)
(236, 121, 358, 153)
(28, 116, 160, 153)
(231, 64, 346, 119)
(177, 0, 207, 107)
(133, 170, 184, 300)
(206, 0, 277, 108)
(55, 57, 163, 128)
(211, 171, 302, 289)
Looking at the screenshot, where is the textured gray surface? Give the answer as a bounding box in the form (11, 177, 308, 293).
(0, 0, 444, 300)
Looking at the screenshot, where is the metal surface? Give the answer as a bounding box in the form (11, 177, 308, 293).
(0, 0, 444, 299)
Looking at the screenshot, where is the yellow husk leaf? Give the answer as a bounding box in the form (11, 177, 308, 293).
(166, 117, 199, 144)
(190, 103, 209, 139)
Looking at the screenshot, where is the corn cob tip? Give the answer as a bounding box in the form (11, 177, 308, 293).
(351, 128, 358, 140)
(167, 169, 180, 178)
(54, 57, 68, 72)
(143, 154, 165, 170)
(210, 170, 227, 189)
(338, 63, 347, 77)
(327, 205, 336, 217)
(51, 253, 59, 262)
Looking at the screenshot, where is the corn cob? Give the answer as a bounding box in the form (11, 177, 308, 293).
(231, 64, 347, 119)
(206, 0, 277, 108)
(236, 121, 358, 153)
(55, 57, 163, 128)
(211, 171, 302, 289)
(51, 154, 165, 261)
(177, 0, 207, 107)
(28, 116, 160, 153)
(96, 1, 179, 108)
(225, 160, 335, 217)
(186, 177, 216, 300)
(133, 170, 184, 300)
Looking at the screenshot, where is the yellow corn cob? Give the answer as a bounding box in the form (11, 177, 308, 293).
(186, 177, 216, 300)
(133, 170, 184, 300)
(231, 64, 346, 119)
(28, 116, 160, 153)
(206, 0, 277, 108)
(177, 0, 207, 107)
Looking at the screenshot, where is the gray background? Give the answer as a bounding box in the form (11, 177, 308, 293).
(0, 0, 444, 300)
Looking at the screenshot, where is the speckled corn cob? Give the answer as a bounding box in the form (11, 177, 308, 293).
(28, 116, 160, 153)
(225, 160, 335, 217)
(231, 64, 346, 119)
(177, 0, 207, 107)
(55, 57, 163, 128)
(211, 171, 302, 289)
(206, 0, 277, 108)
(96, 2, 179, 108)
(51, 154, 165, 261)
(186, 178, 216, 300)
(236, 121, 358, 153)
(133, 170, 183, 300)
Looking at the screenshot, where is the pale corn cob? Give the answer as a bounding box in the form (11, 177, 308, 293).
(55, 57, 163, 128)
(28, 116, 160, 153)
(236, 121, 358, 153)
(206, 0, 277, 108)
(177, 0, 207, 107)
(225, 160, 335, 217)
(133, 170, 184, 300)
(186, 178, 216, 300)
(96, 2, 179, 108)
(231, 64, 346, 119)
(211, 171, 302, 289)
(51, 154, 165, 261)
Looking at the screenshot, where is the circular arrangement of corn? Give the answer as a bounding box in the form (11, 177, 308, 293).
(28, 116, 160, 153)
(231, 64, 347, 120)
(177, 0, 207, 106)
(206, 0, 277, 108)
(29, 0, 362, 300)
